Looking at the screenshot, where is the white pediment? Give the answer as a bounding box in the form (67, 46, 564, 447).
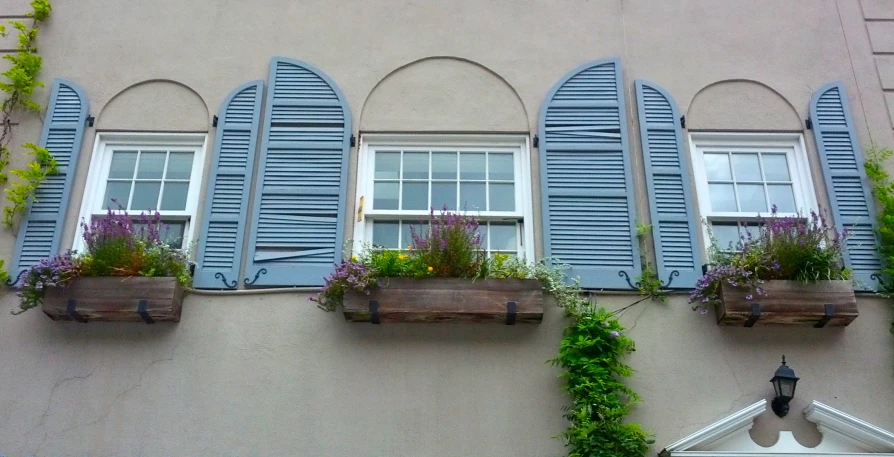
(661, 400, 894, 456)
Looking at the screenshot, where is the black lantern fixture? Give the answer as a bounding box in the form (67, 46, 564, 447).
(770, 356, 799, 417)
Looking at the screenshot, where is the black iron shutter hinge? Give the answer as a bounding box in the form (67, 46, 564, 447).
(680, 115, 686, 129)
(805, 117, 813, 130)
(212, 115, 219, 128)
(86, 115, 95, 127)
(350, 134, 356, 147)
(533, 135, 539, 148)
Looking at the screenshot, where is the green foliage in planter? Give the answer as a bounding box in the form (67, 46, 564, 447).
(864, 146, 894, 332)
(13, 208, 192, 314)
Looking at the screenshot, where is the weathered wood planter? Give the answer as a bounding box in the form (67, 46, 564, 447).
(343, 278, 544, 324)
(42, 276, 184, 323)
(716, 280, 857, 327)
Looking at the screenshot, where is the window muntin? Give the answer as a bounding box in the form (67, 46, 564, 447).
(75, 133, 206, 251)
(690, 134, 817, 251)
(355, 136, 534, 259)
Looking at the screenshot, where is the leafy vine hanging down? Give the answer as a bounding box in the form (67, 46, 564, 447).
(0, 0, 53, 229)
(863, 146, 894, 333)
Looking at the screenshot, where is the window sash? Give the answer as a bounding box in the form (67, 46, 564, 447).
(354, 135, 534, 260)
(73, 133, 207, 253)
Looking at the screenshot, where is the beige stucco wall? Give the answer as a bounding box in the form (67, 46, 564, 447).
(1, 0, 894, 455)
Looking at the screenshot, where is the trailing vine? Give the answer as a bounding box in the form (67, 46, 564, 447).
(634, 223, 669, 303)
(0, 0, 53, 230)
(863, 146, 894, 333)
(538, 262, 652, 457)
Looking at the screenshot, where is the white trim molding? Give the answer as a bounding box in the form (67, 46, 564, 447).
(804, 402, 894, 453)
(661, 399, 894, 457)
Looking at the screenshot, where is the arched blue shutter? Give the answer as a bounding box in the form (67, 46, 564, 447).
(810, 82, 881, 291)
(10, 79, 89, 280)
(193, 81, 264, 289)
(538, 58, 641, 289)
(244, 57, 352, 287)
(635, 80, 702, 289)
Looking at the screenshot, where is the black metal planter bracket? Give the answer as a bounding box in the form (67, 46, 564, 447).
(369, 300, 380, 324)
(137, 299, 155, 324)
(506, 301, 517, 325)
(814, 304, 835, 328)
(744, 303, 761, 327)
(66, 299, 88, 323)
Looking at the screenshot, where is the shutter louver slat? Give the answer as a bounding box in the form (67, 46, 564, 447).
(635, 80, 703, 289)
(539, 59, 641, 289)
(10, 80, 89, 281)
(810, 82, 881, 291)
(243, 57, 352, 287)
(193, 81, 264, 289)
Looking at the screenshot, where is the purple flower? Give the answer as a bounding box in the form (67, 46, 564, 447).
(609, 331, 621, 339)
(745, 294, 753, 300)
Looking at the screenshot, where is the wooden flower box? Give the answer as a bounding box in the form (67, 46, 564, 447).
(342, 278, 544, 324)
(41, 276, 184, 323)
(716, 280, 857, 327)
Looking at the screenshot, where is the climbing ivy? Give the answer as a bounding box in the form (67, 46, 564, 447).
(863, 146, 894, 333)
(0, 0, 53, 231)
(634, 223, 669, 303)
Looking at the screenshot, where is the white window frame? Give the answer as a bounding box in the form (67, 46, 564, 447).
(353, 134, 535, 260)
(73, 132, 208, 253)
(689, 132, 818, 250)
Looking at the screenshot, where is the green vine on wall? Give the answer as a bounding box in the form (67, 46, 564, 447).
(634, 223, 669, 303)
(863, 146, 894, 333)
(0, 0, 53, 230)
(538, 263, 653, 457)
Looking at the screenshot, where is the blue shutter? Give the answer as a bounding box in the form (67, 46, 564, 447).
(10, 79, 89, 280)
(538, 58, 641, 289)
(243, 57, 352, 287)
(635, 80, 702, 289)
(810, 82, 881, 291)
(193, 81, 264, 289)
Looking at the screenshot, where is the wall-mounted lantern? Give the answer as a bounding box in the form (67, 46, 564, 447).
(770, 356, 799, 417)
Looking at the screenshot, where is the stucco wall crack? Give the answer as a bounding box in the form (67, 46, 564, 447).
(27, 365, 98, 455)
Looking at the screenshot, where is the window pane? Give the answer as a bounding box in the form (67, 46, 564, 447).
(166, 152, 194, 180)
(460, 153, 486, 180)
(767, 184, 796, 213)
(160, 182, 189, 210)
(372, 221, 400, 248)
(103, 181, 132, 210)
(431, 182, 456, 210)
(132, 220, 186, 249)
(136, 151, 166, 179)
(375, 152, 400, 180)
(488, 153, 514, 181)
(109, 151, 137, 179)
(403, 152, 429, 180)
(489, 223, 517, 251)
(431, 152, 457, 180)
(402, 182, 428, 210)
(737, 184, 768, 213)
(762, 154, 791, 181)
(489, 183, 515, 211)
(710, 223, 741, 250)
(704, 153, 731, 181)
(731, 153, 762, 181)
(460, 182, 486, 211)
(373, 182, 399, 210)
(131, 182, 161, 210)
(708, 183, 737, 212)
(402, 221, 428, 248)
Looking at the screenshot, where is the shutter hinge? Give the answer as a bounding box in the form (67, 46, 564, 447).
(533, 135, 539, 148)
(680, 115, 686, 129)
(805, 117, 813, 130)
(212, 115, 219, 128)
(350, 134, 356, 147)
(86, 115, 95, 127)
